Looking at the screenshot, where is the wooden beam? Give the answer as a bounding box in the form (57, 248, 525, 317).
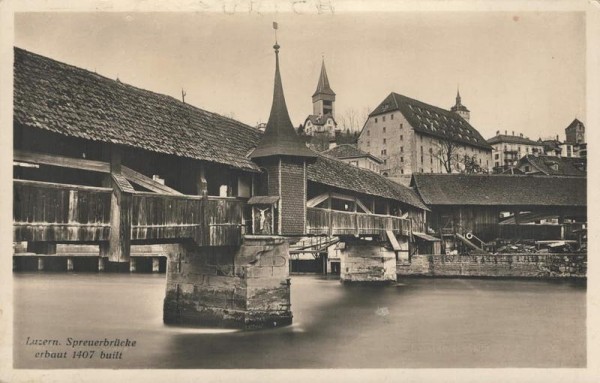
(122, 165, 183, 195)
(330, 192, 357, 202)
(356, 198, 372, 214)
(197, 163, 208, 197)
(103, 147, 132, 263)
(307, 192, 329, 208)
(14, 149, 110, 173)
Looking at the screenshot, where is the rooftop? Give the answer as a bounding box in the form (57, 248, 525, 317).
(519, 155, 586, 177)
(369, 92, 491, 150)
(411, 173, 586, 207)
(14, 47, 262, 171)
(487, 134, 542, 146)
(322, 144, 383, 163)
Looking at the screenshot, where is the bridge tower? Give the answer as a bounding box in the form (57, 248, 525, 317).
(250, 42, 317, 235)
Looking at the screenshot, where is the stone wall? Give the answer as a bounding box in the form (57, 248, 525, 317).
(397, 253, 586, 279)
(163, 236, 292, 329)
(339, 240, 396, 283)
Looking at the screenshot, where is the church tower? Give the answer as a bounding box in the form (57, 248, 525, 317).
(312, 59, 336, 118)
(250, 41, 316, 235)
(450, 89, 470, 122)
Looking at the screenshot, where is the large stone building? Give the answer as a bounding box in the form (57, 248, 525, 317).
(357, 91, 492, 184)
(487, 131, 545, 173)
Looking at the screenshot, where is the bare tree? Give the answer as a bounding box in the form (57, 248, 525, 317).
(337, 107, 372, 133)
(460, 154, 488, 174)
(433, 139, 462, 173)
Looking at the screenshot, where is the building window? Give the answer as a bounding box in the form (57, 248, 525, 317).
(382, 116, 386, 122)
(383, 159, 387, 165)
(400, 135, 403, 141)
(367, 141, 370, 147)
(495, 153, 499, 160)
(383, 138, 387, 144)
(420, 168, 424, 173)
(383, 127, 386, 133)
(400, 146, 404, 153)
(349, 161, 358, 167)
(367, 130, 370, 136)
(525, 165, 531, 172)
(400, 157, 404, 163)
(421, 156, 424, 164)
(391, 114, 394, 120)
(381, 149, 387, 155)
(495, 161, 500, 167)
(401, 169, 404, 174)
(400, 123, 403, 129)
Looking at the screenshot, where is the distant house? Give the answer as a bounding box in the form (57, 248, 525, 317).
(322, 144, 383, 173)
(565, 118, 586, 158)
(487, 131, 544, 173)
(357, 91, 492, 184)
(515, 154, 586, 176)
(301, 60, 339, 147)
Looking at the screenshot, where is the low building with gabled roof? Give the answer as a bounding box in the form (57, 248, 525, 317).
(515, 154, 586, 177)
(322, 144, 383, 173)
(410, 173, 586, 248)
(357, 91, 492, 182)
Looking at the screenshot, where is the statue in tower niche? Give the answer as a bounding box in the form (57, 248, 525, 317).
(253, 204, 274, 235)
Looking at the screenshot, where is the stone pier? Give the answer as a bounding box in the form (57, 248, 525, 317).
(163, 236, 292, 329)
(339, 238, 397, 284)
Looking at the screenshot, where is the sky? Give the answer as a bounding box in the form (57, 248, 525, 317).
(14, 11, 585, 141)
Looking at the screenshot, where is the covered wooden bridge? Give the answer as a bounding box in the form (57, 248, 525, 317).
(13, 44, 426, 328)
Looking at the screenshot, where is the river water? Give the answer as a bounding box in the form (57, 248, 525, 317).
(13, 273, 585, 368)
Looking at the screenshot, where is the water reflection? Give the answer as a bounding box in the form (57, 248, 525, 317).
(13, 273, 586, 368)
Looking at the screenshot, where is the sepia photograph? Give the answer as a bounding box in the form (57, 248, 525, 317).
(1, 0, 599, 381)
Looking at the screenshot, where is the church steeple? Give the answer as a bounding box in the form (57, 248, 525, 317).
(250, 42, 316, 159)
(312, 59, 336, 117)
(450, 87, 470, 122)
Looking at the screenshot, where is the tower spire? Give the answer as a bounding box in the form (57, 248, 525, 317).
(250, 40, 316, 159)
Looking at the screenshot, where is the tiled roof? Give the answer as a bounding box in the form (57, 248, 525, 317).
(14, 47, 262, 171)
(304, 114, 336, 126)
(369, 92, 491, 150)
(322, 144, 383, 163)
(411, 174, 586, 207)
(307, 154, 428, 210)
(519, 155, 586, 177)
(487, 134, 542, 146)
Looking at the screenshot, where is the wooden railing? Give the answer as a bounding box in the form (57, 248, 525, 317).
(14, 180, 245, 247)
(13, 179, 112, 242)
(306, 207, 411, 236)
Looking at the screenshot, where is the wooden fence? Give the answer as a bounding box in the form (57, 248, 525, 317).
(306, 207, 411, 236)
(13, 179, 112, 242)
(14, 180, 244, 247)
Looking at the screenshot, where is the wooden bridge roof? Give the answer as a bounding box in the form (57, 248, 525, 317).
(411, 174, 586, 207)
(14, 47, 261, 172)
(309, 154, 428, 210)
(13, 47, 427, 210)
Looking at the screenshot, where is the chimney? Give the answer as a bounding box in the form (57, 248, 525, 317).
(505, 130, 507, 135)
(520, 133, 523, 138)
(496, 130, 500, 135)
(556, 135, 559, 141)
(512, 131, 514, 136)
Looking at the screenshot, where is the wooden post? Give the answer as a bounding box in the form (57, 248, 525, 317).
(327, 192, 333, 236)
(129, 258, 137, 272)
(103, 146, 134, 263)
(37, 257, 44, 271)
(66, 257, 74, 272)
(98, 257, 105, 272)
(152, 257, 160, 273)
(197, 163, 208, 197)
